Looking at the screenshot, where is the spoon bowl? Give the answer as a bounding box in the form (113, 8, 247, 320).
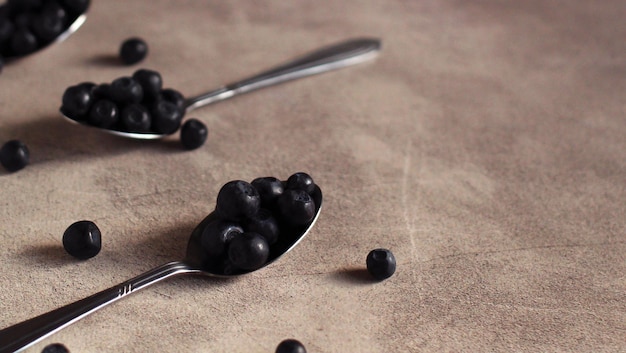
(1, 4, 88, 62)
(61, 37, 381, 140)
(0, 186, 322, 352)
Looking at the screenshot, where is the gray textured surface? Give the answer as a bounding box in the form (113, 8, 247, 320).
(0, 1, 624, 352)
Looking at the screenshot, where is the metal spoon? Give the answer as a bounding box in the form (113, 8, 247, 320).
(62, 37, 382, 139)
(1, 6, 88, 62)
(0, 186, 322, 353)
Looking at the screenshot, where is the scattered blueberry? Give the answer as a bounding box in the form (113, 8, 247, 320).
(366, 248, 396, 280)
(0, 139, 29, 172)
(41, 343, 69, 353)
(119, 37, 148, 65)
(180, 118, 207, 150)
(276, 339, 307, 353)
(62, 220, 101, 260)
(227, 232, 269, 271)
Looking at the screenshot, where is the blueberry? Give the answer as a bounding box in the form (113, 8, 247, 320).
(251, 177, 284, 208)
(109, 76, 143, 104)
(10, 27, 38, 55)
(60, 0, 90, 14)
(0, 139, 29, 172)
(200, 220, 243, 258)
(245, 208, 279, 245)
(32, 10, 65, 42)
(180, 118, 207, 150)
(286, 172, 315, 194)
(41, 343, 70, 353)
(120, 103, 151, 132)
(92, 83, 111, 100)
(215, 180, 261, 221)
(227, 232, 269, 271)
(277, 189, 316, 225)
(132, 69, 162, 102)
(366, 248, 396, 280)
(0, 55, 3, 74)
(0, 18, 15, 45)
(7, 0, 42, 14)
(151, 100, 183, 134)
(160, 88, 185, 110)
(62, 220, 101, 260)
(41, 1, 69, 24)
(276, 339, 307, 353)
(61, 83, 94, 119)
(119, 37, 148, 65)
(87, 99, 118, 128)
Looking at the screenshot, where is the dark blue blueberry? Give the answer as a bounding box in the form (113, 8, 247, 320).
(0, 17, 15, 45)
(109, 76, 143, 104)
(251, 176, 284, 208)
(160, 88, 185, 110)
(32, 10, 65, 42)
(286, 172, 315, 194)
(276, 339, 307, 353)
(10, 27, 37, 55)
(180, 118, 207, 150)
(119, 37, 148, 65)
(41, 343, 69, 353)
(132, 69, 162, 102)
(277, 189, 316, 225)
(120, 104, 151, 132)
(245, 208, 279, 245)
(92, 83, 111, 100)
(60, 0, 90, 14)
(227, 232, 269, 271)
(62, 220, 101, 260)
(41, 1, 69, 24)
(216, 180, 261, 221)
(0, 139, 29, 172)
(6, 0, 42, 14)
(87, 99, 118, 128)
(366, 248, 396, 280)
(61, 83, 94, 120)
(200, 220, 243, 258)
(151, 100, 183, 134)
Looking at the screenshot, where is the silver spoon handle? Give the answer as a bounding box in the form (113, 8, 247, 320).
(184, 37, 381, 111)
(0, 261, 195, 353)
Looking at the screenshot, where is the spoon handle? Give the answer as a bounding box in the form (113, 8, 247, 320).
(0, 261, 195, 353)
(184, 37, 381, 111)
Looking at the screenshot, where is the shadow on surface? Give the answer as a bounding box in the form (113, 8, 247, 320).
(329, 267, 378, 285)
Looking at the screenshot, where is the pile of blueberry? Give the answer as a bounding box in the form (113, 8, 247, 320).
(60, 69, 208, 148)
(0, 0, 90, 60)
(195, 172, 321, 275)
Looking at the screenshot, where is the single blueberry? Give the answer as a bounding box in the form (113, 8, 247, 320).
(92, 83, 111, 100)
(366, 248, 396, 280)
(10, 27, 38, 55)
(200, 219, 243, 258)
(32, 10, 65, 42)
(0, 139, 29, 172)
(286, 172, 316, 194)
(180, 118, 208, 150)
(41, 1, 69, 24)
(7, 0, 42, 14)
(120, 104, 151, 132)
(245, 208, 280, 245)
(60, 0, 90, 14)
(87, 99, 118, 128)
(151, 100, 183, 134)
(160, 88, 185, 110)
(62, 220, 101, 260)
(132, 69, 162, 102)
(61, 83, 94, 119)
(0, 17, 15, 45)
(109, 76, 143, 104)
(276, 339, 307, 353)
(227, 232, 269, 271)
(215, 180, 261, 222)
(119, 37, 148, 65)
(41, 343, 70, 353)
(277, 189, 316, 225)
(251, 176, 284, 208)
